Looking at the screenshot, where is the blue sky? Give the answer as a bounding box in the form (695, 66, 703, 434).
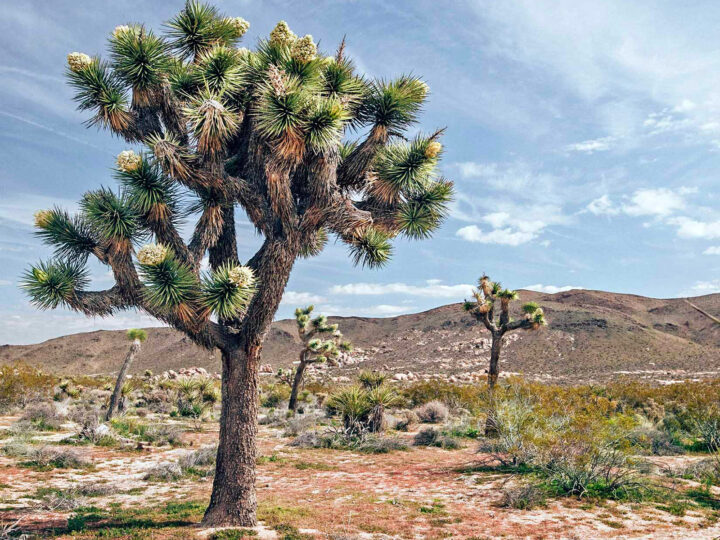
(1, 0, 718, 345)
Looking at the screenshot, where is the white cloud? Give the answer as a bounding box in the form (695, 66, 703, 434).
(673, 99, 697, 113)
(703, 246, 720, 255)
(0, 280, 12, 286)
(329, 282, 474, 298)
(281, 291, 326, 305)
(622, 188, 686, 217)
(456, 225, 538, 246)
(316, 303, 416, 317)
(586, 194, 619, 216)
(691, 280, 720, 294)
(667, 217, 720, 239)
(565, 136, 614, 153)
(523, 284, 585, 294)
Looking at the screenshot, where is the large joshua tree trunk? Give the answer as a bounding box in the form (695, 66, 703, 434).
(105, 339, 140, 421)
(203, 239, 298, 526)
(288, 352, 307, 412)
(485, 331, 504, 436)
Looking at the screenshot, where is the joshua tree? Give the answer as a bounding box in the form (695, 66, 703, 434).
(463, 275, 546, 434)
(20, 2, 451, 526)
(285, 305, 351, 411)
(106, 328, 147, 421)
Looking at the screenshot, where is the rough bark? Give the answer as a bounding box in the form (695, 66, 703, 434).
(288, 352, 307, 412)
(105, 339, 141, 421)
(203, 238, 299, 526)
(485, 331, 503, 436)
(202, 347, 259, 526)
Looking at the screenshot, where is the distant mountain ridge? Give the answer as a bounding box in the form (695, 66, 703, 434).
(1, 289, 718, 384)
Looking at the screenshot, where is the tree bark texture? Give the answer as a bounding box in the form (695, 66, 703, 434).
(105, 339, 140, 421)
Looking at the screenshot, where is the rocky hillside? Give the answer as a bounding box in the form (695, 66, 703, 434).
(1, 290, 719, 384)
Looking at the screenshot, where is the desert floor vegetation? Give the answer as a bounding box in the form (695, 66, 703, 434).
(2, 363, 720, 538)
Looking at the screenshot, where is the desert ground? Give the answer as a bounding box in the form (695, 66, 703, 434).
(3, 368, 720, 540)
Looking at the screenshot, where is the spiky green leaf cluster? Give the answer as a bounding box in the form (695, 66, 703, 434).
(497, 289, 519, 300)
(34, 208, 98, 262)
(67, 59, 129, 130)
(114, 156, 178, 219)
(110, 26, 170, 94)
(356, 76, 426, 131)
(166, 1, 241, 59)
(127, 328, 148, 342)
(81, 188, 138, 241)
(522, 301, 540, 314)
(349, 228, 392, 268)
(21, 260, 89, 310)
(201, 262, 256, 319)
(139, 252, 197, 309)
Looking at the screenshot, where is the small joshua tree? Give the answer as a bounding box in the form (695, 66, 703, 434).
(106, 328, 147, 421)
(20, 2, 451, 526)
(463, 275, 546, 435)
(285, 305, 351, 411)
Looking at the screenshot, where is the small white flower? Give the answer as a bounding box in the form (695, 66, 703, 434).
(34, 210, 53, 228)
(137, 243, 168, 266)
(290, 35, 317, 63)
(67, 52, 92, 72)
(227, 265, 255, 288)
(116, 150, 142, 172)
(269, 21, 296, 48)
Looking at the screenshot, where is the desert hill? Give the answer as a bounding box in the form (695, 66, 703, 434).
(1, 289, 719, 384)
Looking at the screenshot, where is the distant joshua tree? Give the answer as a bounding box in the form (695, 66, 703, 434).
(20, 1, 451, 526)
(106, 328, 147, 421)
(463, 275, 546, 434)
(282, 305, 351, 411)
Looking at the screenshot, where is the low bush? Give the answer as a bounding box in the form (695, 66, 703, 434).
(414, 401, 449, 424)
(19, 402, 64, 431)
(413, 427, 460, 449)
(498, 483, 546, 509)
(22, 446, 91, 469)
(144, 462, 184, 481)
(0, 363, 56, 412)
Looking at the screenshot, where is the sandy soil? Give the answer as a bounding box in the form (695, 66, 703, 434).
(1, 418, 720, 539)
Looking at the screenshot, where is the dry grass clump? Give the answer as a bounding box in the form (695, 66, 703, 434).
(413, 427, 460, 449)
(0, 363, 56, 412)
(414, 401, 449, 424)
(144, 461, 184, 481)
(19, 402, 64, 431)
(498, 483, 546, 509)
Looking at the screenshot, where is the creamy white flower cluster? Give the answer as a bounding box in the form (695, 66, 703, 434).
(267, 64, 287, 97)
(291, 35, 317, 63)
(67, 52, 92, 72)
(116, 150, 142, 172)
(425, 141, 442, 159)
(270, 21, 296, 48)
(227, 17, 250, 38)
(227, 265, 255, 288)
(113, 25, 132, 37)
(137, 243, 168, 266)
(34, 210, 53, 229)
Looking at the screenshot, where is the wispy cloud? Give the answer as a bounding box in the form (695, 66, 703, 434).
(330, 280, 473, 298)
(523, 284, 584, 294)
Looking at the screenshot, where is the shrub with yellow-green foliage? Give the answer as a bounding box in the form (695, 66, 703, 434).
(0, 363, 56, 411)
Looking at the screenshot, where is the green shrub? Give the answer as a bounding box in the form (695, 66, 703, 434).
(0, 363, 56, 411)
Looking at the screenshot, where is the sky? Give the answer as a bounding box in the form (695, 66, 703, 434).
(0, 0, 719, 345)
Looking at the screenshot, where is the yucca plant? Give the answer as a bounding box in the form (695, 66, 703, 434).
(287, 305, 351, 411)
(463, 275, 547, 435)
(106, 328, 147, 421)
(21, 2, 452, 526)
